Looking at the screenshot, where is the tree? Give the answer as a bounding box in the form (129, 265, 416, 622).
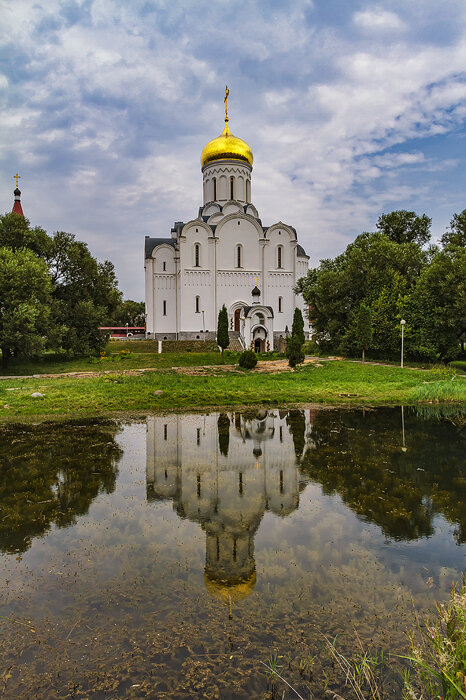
(0, 247, 52, 368)
(296, 229, 427, 357)
(355, 303, 372, 362)
(0, 215, 122, 357)
(217, 304, 229, 363)
(376, 210, 431, 246)
(0, 212, 51, 257)
(441, 209, 466, 248)
(286, 335, 305, 368)
(407, 244, 466, 360)
(111, 300, 145, 327)
(291, 307, 305, 347)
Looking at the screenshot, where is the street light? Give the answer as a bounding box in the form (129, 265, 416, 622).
(400, 319, 406, 368)
(201, 309, 205, 341)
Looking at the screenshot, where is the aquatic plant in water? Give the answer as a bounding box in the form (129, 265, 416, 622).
(402, 578, 466, 700)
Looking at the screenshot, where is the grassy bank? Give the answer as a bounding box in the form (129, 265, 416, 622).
(0, 360, 464, 419)
(0, 348, 238, 375)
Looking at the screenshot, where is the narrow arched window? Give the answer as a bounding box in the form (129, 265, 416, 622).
(195, 296, 200, 313)
(194, 243, 200, 267)
(163, 300, 167, 316)
(246, 179, 251, 203)
(213, 177, 217, 200)
(277, 245, 283, 269)
(236, 244, 242, 268)
(278, 296, 283, 313)
(230, 176, 234, 200)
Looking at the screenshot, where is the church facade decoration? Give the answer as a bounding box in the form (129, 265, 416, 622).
(144, 89, 309, 350)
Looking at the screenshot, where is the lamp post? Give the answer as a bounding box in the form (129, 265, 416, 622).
(400, 319, 406, 368)
(202, 309, 205, 342)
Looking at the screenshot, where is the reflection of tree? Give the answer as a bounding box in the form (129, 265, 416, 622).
(301, 408, 466, 542)
(0, 420, 122, 554)
(286, 409, 306, 459)
(217, 414, 230, 457)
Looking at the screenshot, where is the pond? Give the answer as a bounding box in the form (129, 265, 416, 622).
(0, 406, 464, 699)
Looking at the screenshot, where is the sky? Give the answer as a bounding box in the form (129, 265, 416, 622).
(1, 0, 466, 300)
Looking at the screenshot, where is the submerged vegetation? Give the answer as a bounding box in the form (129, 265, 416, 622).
(0, 407, 464, 698)
(403, 578, 466, 700)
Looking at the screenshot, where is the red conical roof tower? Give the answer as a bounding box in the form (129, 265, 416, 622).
(12, 173, 24, 217)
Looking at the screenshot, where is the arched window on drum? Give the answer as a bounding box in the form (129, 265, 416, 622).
(277, 245, 284, 269)
(236, 244, 243, 268)
(194, 243, 201, 267)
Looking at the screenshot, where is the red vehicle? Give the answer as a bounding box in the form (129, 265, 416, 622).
(99, 326, 145, 339)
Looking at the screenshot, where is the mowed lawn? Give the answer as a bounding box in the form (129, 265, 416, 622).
(0, 360, 464, 418)
(0, 348, 238, 375)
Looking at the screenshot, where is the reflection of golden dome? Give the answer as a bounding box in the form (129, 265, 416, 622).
(204, 571, 256, 603)
(201, 121, 253, 168)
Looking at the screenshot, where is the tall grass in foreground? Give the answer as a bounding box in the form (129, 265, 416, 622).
(262, 581, 465, 698)
(402, 579, 466, 700)
(411, 379, 466, 403)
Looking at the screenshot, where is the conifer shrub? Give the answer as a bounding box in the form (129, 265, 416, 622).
(286, 336, 305, 368)
(238, 349, 258, 369)
(291, 308, 305, 347)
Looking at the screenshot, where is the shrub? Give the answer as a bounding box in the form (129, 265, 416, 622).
(238, 350, 257, 369)
(286, 336, 305, 368)
(291, 308, 305, 347)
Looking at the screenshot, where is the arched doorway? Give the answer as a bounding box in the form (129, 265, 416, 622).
(252, 325, 267, 353)
(234, 308, 241, 332)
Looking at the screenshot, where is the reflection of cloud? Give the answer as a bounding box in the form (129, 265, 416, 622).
(1, 1, 466, 295)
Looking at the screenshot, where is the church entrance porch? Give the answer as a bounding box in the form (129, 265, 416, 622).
(252, 325, 267, 353)
(234, 308, 241, 332)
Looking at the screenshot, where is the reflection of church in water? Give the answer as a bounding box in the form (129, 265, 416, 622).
(146, 410, 313, 600)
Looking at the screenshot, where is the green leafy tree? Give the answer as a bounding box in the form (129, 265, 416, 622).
(0, 215, 122, 357)
(296, 229, 427, 357)
(0, 212, 52, 257)
(355, 303, 372, 362)
(111, 299, 145, 327)
(376, 210, 431, 246)
(441, 209, 466, 248)
(286, 335, 305, 368)
(0, 247, 52, 368)
(407, 244, 466, 360)
(291, 307, 305, 347)
(217, 304, 229, 363)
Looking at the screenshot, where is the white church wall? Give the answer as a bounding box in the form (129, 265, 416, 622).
(264, 226, 295, 273)
(152, 244, 176, 273)
(153, 273, 177, 336)
(216, 216, 262, 271)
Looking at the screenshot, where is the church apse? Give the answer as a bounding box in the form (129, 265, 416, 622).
(145, 410, 311, 599)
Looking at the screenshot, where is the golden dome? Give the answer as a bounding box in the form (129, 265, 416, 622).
(201, 120, 253, 168)
(204, 571, 256, 603)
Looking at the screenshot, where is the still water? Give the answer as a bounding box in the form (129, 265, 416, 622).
(0, 407, 464, 699)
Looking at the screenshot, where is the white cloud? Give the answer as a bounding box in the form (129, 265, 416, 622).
(353, 8, 406, 32)
(1, 0, 466, 296)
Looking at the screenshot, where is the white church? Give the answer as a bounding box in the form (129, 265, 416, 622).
(144, 90, 309, 352)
